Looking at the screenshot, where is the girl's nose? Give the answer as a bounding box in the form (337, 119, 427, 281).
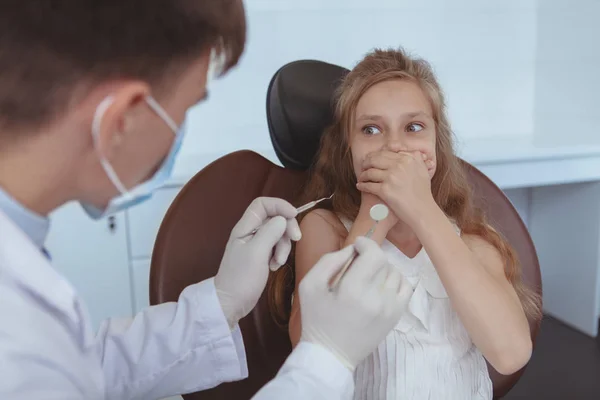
(384, 137, 408, 153)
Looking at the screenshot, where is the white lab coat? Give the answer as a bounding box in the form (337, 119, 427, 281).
(0, 210, 354, 400)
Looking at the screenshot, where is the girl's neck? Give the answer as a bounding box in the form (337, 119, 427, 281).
(386, 220, 423, 259)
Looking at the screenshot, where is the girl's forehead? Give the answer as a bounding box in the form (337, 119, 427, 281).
(355, 80, 432, 117)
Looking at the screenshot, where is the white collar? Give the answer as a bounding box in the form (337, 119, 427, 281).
(0, 186, 50, 249)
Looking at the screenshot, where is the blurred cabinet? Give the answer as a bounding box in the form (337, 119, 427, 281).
(127, 187, 182, 313)
(45, 203, 132, 330)
(131, 259, 151, 312)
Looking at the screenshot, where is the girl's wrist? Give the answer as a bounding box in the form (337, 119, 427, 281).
(377, 215, 397, 233)
(409, 199, 446, 238)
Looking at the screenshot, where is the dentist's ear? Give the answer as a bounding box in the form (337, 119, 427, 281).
(92, 82, 150, 161)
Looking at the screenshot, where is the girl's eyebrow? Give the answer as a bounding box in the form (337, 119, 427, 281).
(355, 114, 383, 122)
(356, 111, 433, 123)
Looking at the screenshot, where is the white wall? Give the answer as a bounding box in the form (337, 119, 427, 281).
(534, 0, 600, 147)
(178, 0, 538, 163)
(533, 0, 600, 314)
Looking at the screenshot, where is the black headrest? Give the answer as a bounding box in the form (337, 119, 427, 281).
(266, 60, 350, 170)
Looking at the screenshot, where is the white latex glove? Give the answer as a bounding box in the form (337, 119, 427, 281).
(215, 197, 302, 329)
(299, 236, 413, 371)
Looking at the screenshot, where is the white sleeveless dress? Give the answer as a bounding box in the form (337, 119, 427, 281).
(339, 218, 493, 400)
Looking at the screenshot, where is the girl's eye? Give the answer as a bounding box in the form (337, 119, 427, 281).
(406, 123, 424, 133)
(362, 125, 382, 135)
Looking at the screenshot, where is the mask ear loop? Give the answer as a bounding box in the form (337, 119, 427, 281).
(92, 96, 131, 197)
(145, 96, 178, 134)
(206, 43, 225, 83)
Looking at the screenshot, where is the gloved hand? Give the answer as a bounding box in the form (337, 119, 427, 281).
(215, 197, 302, 329)
(299, 236, 413, 371)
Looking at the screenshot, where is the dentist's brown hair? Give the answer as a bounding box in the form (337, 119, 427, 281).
(0, 0, 246, 136)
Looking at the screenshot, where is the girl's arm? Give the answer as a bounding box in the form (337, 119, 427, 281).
(289, 210, 344, 347)
(413, 204, 532, 375)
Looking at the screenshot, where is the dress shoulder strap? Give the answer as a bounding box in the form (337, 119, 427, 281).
(337, 214, 352, 232)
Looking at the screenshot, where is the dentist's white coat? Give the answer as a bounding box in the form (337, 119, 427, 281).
(0, 210, 354, 400)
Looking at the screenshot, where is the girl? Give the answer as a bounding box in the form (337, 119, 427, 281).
(268, 48, 541, 399)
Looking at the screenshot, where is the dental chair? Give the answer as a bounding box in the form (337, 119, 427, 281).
(150, 60, 542, 400)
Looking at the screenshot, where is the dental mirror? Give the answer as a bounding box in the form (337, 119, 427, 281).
(369, 204, 389, 223)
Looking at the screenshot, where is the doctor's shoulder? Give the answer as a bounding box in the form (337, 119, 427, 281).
(0, 218, 97, 395)
(0, 213, 90, 355)
(0, 262, 96, 396)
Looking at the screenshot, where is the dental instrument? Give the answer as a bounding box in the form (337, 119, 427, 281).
(247, 194, 334, 236)
(328, 203, 389, 291)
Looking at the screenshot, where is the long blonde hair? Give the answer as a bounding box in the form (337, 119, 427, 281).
(267, 47, 542, 328)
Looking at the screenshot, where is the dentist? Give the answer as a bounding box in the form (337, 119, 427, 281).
(0, 1, 409, 399)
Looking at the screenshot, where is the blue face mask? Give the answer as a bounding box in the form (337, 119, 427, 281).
(81, 95, 185, 220)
